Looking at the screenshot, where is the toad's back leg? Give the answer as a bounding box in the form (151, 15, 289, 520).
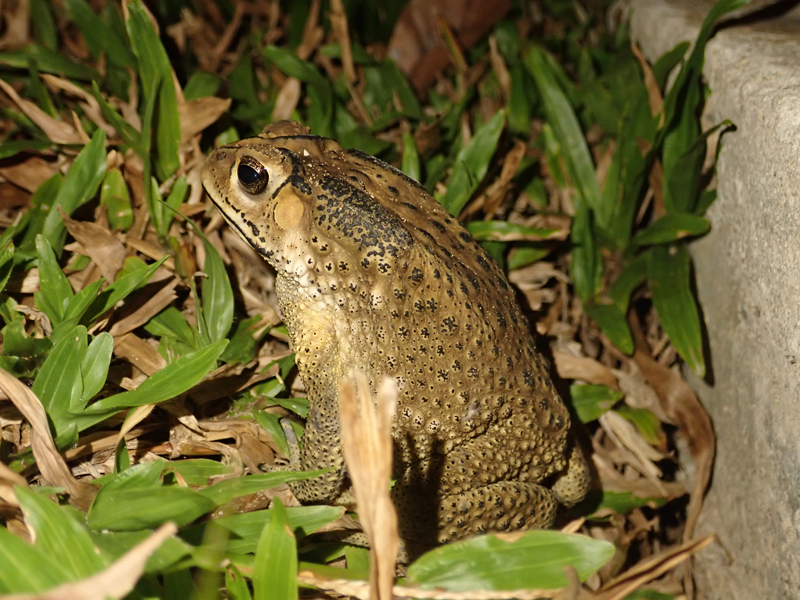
(392, 433, 570, 549)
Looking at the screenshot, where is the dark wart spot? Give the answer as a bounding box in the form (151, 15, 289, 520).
(388, 185, 399, 195)
(523, 370, 535, 388)
(409, 267, 424, 283)
(477, 255, 492, 271)
(403, 202, 419, 211)
(459, 231, 473, 243)
(430, 220, 446, 232)
(316, 175, 412, 258)
(442, 316, 458, 332)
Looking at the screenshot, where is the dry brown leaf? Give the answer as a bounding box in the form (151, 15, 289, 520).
(630, 316, 714, 545)
(0, 0, 31, 50)
(339, 373, 399, 600)
(0, 368, 97, 510)
(630, 44, 664, 121)
(271, 78, 302, 122)
(179, 97, 232, 142)
(108, 278, 180, 337)
(388, 0, 512, 92)
(113, 333, 168, 377)
(63, 427, 155, 462)
(0, 460, 26, 507)
(123, 237, 176, 271)
(0, 157, 60, 194)
(60, 209, 128, 281)
(0, 522, 178, 600)
(592, 454, 685, 501)
(553, 351, 620, 390)
(0, 78, 83, 145)
(478, 140, 531, 219)
(488, 36, 511, 101)
(598, 412, 665, 494)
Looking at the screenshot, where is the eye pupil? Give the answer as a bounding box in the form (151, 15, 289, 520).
(238, 164, 259, 185)
(237, 159, 269, 194)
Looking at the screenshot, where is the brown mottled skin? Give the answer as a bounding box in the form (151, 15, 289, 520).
(202, 121, 590, 551)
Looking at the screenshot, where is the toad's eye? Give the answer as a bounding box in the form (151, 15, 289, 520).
(237, 157, 269, 195)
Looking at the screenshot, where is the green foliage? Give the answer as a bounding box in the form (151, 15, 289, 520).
(406, 530, 614, 591)
(523, 0, 743, 374)
(0, 0, 738, 596)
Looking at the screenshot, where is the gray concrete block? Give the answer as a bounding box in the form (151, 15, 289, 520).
(629, 2, 800, 597)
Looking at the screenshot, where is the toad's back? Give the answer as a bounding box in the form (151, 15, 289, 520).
(202, 121, 589, 551)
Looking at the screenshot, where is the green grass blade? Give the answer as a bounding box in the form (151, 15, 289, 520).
(145, 306, 198, 348)
(665, 121, 733, 214)
(525, 46, 603, 223)
(62, 278, 103, 323)
(253, 497, 298, 600)
(608, 252, 648, 313)
(401, 129, 421, 182)
(201, 239, 234, 344)
(570, 197, 601, 303)
(570, 384, 623, 423)
(31, 0, 58, 50)
(0, 526, 65, 593)
(0, 45, 98, 81)
(198, 471, 329, 506)
(64, 0, 135, 68)
(180, 506, 343, 555)
(87, 486, 216, 531)
(438, 109, 506, 216)
(226, 564, 253, 600)
(466, 220, 557, 241)
(16, 486, 105, 578)
(31, 325, 87, 440)
(80, 332, 114, 405)
(585, 303, 634, 354)
(126, 0, 180, 181)
(82, 256, 168, 325)
(407, 530, 614, 591)
(615, 406, 666, 446)
(81, 339, 228, 416)
(0, 241, 14, 295)
(40, 128, 107, 254)
(648, 244, 705, 376)
(34, 234, 73, 324)
(632, 213, 710, 246)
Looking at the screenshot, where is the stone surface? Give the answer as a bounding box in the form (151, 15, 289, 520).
(630, 1, 800, 598)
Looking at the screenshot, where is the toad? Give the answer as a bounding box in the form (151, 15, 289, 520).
(202, 121, 589, 552)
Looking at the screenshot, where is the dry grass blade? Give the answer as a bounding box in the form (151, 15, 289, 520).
(0, 369, 96, 510)
(339, 372, 399, 600)
(0, 78, 85, 144)
(553, 351, 619, 390)
(329, 0, 356, 84)
(590, 533, 715, 600)
(0, 522, 178, 600)
(297, 570, 561, 600)
(630, 316, 715, 594)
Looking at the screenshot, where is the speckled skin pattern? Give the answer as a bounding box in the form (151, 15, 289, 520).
(202, 121, 590, 550)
